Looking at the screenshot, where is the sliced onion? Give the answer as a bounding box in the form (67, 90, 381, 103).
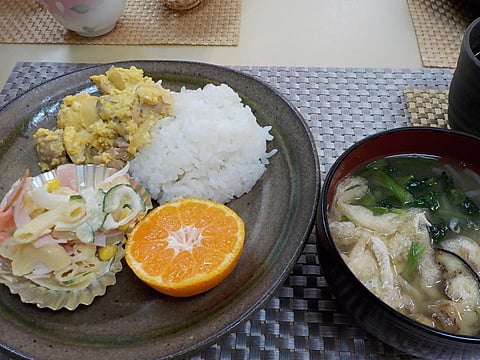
(101, 163, 130, 186)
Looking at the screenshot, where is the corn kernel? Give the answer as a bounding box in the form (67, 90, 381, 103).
(115, 208, 133, 231)
(118, 223, 131, 231)
(98, 244, 117, 261)
(112, 207, 131, 221)
(46, 179, 61, 192)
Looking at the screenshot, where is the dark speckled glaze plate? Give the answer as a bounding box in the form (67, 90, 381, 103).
(0, 61, 320, 360)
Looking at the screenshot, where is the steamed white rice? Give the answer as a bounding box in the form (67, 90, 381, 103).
(129, 83, 276, 204)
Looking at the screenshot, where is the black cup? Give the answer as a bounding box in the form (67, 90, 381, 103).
(448, 17, 480, 135)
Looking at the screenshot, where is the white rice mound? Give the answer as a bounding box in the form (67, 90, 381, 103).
(129, 83, 276, 204)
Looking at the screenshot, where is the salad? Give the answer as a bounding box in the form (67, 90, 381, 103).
(0, 163, 151, 309)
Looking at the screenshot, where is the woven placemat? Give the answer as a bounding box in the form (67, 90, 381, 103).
(407, 0, 480, 68)
(404, 89, 450, 128)
(0, 63, 456, 360)
(0, 0, 241, 46)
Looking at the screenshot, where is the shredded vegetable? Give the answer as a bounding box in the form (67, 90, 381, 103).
(0, 164, 148, 291)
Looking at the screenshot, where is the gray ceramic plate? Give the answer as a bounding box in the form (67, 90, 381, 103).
(0, 61, 320, 360)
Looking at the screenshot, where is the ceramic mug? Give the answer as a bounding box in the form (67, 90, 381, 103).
(40, 0, 126, 37)
(448, 17, 480, 135)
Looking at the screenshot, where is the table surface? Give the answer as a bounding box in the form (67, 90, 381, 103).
(0, 0, 423, 89)
(0, 1, 453, 358)
(0, 61, 454, 360)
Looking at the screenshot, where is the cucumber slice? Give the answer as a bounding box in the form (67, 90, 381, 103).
(102, 184, 144, 230)
(75, 221, 95, 243)
(81, 187, 107, 232)
(69, 194, 83, 201)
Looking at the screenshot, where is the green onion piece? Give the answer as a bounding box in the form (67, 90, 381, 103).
(400, 241, 426, 281)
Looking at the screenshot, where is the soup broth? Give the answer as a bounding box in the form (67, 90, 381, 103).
(328, 155, 480, 336)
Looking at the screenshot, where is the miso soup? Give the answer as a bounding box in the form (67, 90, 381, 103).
(328, 155, 480, 336)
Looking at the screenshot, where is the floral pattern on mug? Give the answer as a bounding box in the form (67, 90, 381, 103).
(40, 0, 125, 37)
(42, 0, 106, 19)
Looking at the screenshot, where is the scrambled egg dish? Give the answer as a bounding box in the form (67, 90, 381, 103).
(34, 66, 173, 171)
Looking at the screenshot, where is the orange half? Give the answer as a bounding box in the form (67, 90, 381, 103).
(125, 198, 245, 297)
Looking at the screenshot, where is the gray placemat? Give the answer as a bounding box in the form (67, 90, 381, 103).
(0, 62, 454, 359)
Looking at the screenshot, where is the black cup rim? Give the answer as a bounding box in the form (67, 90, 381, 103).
(463, 16, 480, 66)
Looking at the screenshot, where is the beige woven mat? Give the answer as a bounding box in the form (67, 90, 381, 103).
(405, 89, 450, 128)
(407, 0, 479, 68)
(0, 0, 241, 46)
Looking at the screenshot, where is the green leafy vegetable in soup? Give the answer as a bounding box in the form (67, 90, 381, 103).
(355, 157, 480, 243)
(329, 155, 480, 337)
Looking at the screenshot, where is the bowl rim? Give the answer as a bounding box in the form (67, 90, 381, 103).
(318, 126, 480, 343)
